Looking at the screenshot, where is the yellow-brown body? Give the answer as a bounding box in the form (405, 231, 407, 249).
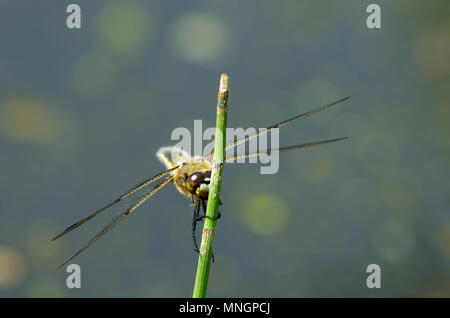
(157, 146, 212, 201)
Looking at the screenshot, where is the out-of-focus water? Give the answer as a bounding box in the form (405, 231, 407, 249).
(0, 0, 449, 297)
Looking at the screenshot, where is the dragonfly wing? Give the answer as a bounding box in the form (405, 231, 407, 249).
(57, 175, 174, 269)
(52, 166, 179, 241)
(225, 137, 348, 162)
(207, 96, 351, 158)
(157, 146, 192, 169)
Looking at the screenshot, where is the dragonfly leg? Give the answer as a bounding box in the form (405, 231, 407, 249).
(196, 200, 221, 221)
(192, 200, 201, 254)
(190, 200, 219, 263)
(197, 200, 219, 263)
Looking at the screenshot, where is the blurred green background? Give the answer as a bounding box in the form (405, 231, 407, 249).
(0, 0, 449, 297)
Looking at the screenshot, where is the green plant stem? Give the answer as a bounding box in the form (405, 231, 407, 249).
(192, 73, 229, 298)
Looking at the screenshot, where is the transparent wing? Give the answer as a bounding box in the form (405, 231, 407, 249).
(52, 166, 179, 241)
(207, 96, 351, 158)
(57, 175, 174, 269)
(225, 137, 348, 162)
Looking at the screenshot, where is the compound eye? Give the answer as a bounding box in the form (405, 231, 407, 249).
(188, 172, 205, 185)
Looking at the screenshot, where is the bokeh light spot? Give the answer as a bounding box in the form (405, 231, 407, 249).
(0, 97, 62, 144)
(240, 193, 290, 235)
(414, 28, 450, 78)
(169, 12, 231, 64)
(97, 1, 154, 54)
(0, 246, 27, 289)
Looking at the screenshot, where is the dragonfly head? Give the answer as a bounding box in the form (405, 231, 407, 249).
(185, 170, 212, 200)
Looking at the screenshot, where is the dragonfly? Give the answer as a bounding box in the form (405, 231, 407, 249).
(52, 96, 351, 269)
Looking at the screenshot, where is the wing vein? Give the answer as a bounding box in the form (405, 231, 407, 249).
(57, 175, 174, 269)
(52, 165, 179, 241)
(207, 96, 350, 158)
(225, 137, 348, 162)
